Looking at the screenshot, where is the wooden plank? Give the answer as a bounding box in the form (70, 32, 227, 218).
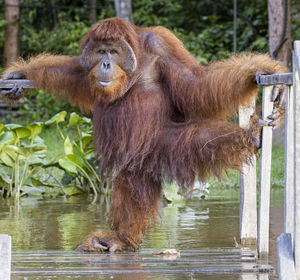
(10, 249, 274, 277)
(0, 74, 292, 89)
(258, 85, 274, 257)
(284, 85, 295, 242)
(0, 79, 34, 89)
(239, 98, 257, 245)
(257, 73, 293, 85)
(277, 233, 296, 280)
(0, 234, 11, 280)
(293, 40, 300, 279)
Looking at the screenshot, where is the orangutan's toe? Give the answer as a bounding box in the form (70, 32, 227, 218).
(78, 230, 138, 253)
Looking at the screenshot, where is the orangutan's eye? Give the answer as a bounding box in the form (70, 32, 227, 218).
(110, 49, 118, 55)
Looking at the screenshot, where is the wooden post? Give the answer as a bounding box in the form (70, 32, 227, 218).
(239, 98, 257, 246)
(293, 40, 300, 279)
(0, 234, 11, 280)
(284, 84, 295, 243)
(4, 0, 20, 68)
(258, 85, 274, 257)
(277, 233, 296, 280)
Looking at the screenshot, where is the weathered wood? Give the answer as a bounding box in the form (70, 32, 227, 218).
(268, 0, 292, 69)
(293, 40, 300, 279)
(258, 86, 274, 257)
(0, 79, 34, 89)
(257, 73, 293, 85)
(277, 233, 296, 280)
(239, 98, 257, 246)
(0, 74, 292, 89)
(284, 85, 295, 242)
(0, 234, 11, 280)
(11, 249, 274, 277)
(4, 0, 20, 68)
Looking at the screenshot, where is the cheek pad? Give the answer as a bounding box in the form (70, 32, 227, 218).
(80, 47, 99, 71)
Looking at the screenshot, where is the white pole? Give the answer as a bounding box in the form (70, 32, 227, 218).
(0, 234, 11, 280)
(293, 40, 300, 279)
(284, 84, 295, 244)
(239, 98, 257, 245)
(258, 85, 274, 257)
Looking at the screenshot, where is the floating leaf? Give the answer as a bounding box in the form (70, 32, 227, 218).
(63, 185, 84, 196)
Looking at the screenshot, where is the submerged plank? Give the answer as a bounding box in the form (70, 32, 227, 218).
(11, 249, 273, 277)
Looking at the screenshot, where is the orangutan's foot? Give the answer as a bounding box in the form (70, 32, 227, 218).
(78, 230, 140, 253)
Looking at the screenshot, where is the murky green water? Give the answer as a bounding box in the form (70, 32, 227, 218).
(0, 188, 284, 279)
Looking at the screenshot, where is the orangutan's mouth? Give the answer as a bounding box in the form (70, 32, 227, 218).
(98, 80, 112, 87)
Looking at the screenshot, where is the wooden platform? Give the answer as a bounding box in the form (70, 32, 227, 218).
(11, 248, 274, 279)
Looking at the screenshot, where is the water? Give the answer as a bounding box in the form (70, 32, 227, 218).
(0, 188, 284, 279)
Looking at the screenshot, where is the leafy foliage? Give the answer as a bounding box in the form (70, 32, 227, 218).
(0, 111, 108, 199)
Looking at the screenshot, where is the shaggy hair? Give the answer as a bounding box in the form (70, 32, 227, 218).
(3, 18, 287, 251)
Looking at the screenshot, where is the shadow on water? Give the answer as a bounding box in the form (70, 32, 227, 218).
(0, 187, 284, 280)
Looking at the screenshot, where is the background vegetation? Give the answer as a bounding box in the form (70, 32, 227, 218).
(0, 0, 299, 199)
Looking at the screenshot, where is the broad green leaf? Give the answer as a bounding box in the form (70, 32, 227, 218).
(66, 154, 84, 169)
(3, 146, 24, 161)
(22, 136, 47, 151)
(63, 185, 84, 196)
(67, 145, 89, 169)
(14, 127, 31, 139)
(45, 111, 67, 125)
(0, 131, 14, 145)
(5, 124, 22, 130)
(0, 165, 11, 184)
(0, 151, 14, 167)
(81, 135, 93, 150)
(68, 112, 83, 127)
(28, 154, 46, 165)
(64, 137, 73, 155)
(21, 185, 45, 197)
(31, 178, 56, 188)
(27, 123, 44, 139)
(59, 158, 77, 174)
(0, 124, 5, 133)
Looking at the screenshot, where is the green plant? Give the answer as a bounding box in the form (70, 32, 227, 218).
(0, 121, 51, 199)
(0, 111, 106, 200)
(57, 112, 108, 198)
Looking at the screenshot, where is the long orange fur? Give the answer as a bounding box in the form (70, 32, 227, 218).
(2, 18, 288, 251)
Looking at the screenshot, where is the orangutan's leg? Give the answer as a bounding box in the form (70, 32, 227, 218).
(78, 172, 162, 252)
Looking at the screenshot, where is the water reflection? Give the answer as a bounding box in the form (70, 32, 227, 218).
(0, 188, 283, 280)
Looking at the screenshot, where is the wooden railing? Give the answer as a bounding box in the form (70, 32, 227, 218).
(239, 40, 300, 280)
